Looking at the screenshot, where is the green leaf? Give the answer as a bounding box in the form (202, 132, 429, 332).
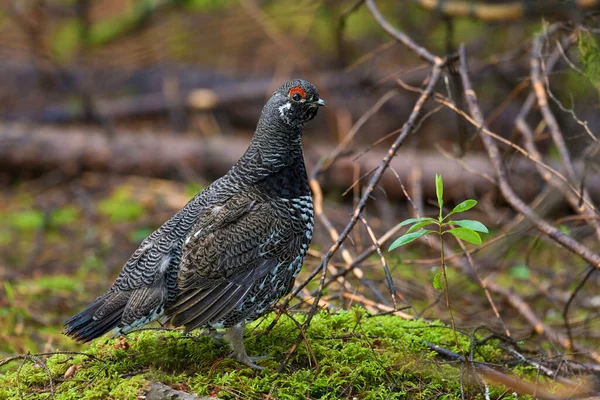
(558, 224, 571, 237)
(51, 206, 80, 227)
(185, 182, 207, 198)
(9, 210, 45, 232)
(30, 275, 82, 292)
(98, 187, 144, 223)
(4, 282, 14, 305)
(435, 174, 443, 210)
(448, 219, 488, 233)
(509, 265, 530, 280)
(445, 228, 482, 245)
(578, 31, 600, 85)
(447, 199, 477, 217)
(397, 217, 436, 227)
(51, 20, 80, 62)
(388, 230, 435, 251)
(130, 227, 153, 243)
(406, 221, 437, 233)
(432, 272, 443, 290)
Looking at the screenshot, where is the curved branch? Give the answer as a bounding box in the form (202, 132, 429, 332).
(458, 44, 600, 270)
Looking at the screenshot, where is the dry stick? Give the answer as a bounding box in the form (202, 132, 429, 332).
(238, 0, 310, 69)
(504, 346, 573, 386)
(562, 266, 597, 358)
(487, 283, 600, 364)
(516, 116, 600, 241)
(531, 28, 598, 215)
(4, 353, 56, 399)
(307, 91, 402, 292)
(538, 39, 600, 241)
(454, 235, 512, 338)
(397, 74, 600, 242)
(514, 38, 600, 274)
(341, 292, 413, 318)
(291, 0, 444, 312)
(365, 0, 442, 65)
(296, 289, 337, 311)
(435, 143, 495, 185)
(458, 44, 600, 362)
(336, 0, 366, 65)
(319, 120, 444, 290)
(358, 214, 398, 309)
(551, 39, 597, 143)
(308, 176, 387, 310)
(397, 82, 599, 213)
(428, 231, 600, 364)
(415, 0, 600, 22)
(427, 342, 566, 400)
(278, 65, 445, 372)
(321, 219, 414, 288)
(309, 178, 356, 285)
(458, 45, 600, 269)
(319, 90, 398, 172)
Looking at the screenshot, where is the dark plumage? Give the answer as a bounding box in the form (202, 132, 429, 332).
(63, 79, 324, 369)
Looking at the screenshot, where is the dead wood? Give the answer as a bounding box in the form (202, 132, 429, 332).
(415, 0, 600, 21)
(3, 124, 593, 204)
(144, 381, 214, 400)
(0, 63, 527, 124)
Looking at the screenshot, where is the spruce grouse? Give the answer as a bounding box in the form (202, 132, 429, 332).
(63, 79, 325, 369)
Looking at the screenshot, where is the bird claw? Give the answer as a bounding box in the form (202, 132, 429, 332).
(228, 352, 268, 370)
(205, 328, 225, 343)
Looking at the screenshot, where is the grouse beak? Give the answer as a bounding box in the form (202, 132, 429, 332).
(313, 98, 327, 107)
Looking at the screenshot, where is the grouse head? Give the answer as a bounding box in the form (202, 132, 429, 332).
(270, 79, 326, 127)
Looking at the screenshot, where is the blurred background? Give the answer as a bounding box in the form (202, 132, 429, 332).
(0, 0, 599, 371)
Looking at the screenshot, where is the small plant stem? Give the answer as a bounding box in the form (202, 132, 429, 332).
(439, 223, 466, 358)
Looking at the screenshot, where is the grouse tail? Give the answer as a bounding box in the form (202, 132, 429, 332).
(62, 291, 127, 342)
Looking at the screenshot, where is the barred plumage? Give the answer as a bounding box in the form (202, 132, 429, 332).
(63, 79, 324, 369)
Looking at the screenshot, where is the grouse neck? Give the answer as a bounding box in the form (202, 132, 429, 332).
(240, 99, 306, 170)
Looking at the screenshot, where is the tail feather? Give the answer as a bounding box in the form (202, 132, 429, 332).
(63, 286, 168, 342)
(63, 292, 126, 342)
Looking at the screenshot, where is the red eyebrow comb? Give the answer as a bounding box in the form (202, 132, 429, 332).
(289, 86, 307, 98)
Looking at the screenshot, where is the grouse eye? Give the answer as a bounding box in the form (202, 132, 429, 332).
(288, 86, 307, 102)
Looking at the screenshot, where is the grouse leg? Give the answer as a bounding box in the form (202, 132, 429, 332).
(205, 327, 224, 342)
(223, 322, 267, 370)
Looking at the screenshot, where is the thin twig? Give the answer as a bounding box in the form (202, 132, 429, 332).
(358, 214, 397, 309)
(563, 266, 597, 349)
(395, 76, 598, 212)
(514, 35, 600, 241)
(365, 0, 442, 65)
(280, 63, 446, 371)
(458, 43, 600, 361)
(459, 45, 600, 268)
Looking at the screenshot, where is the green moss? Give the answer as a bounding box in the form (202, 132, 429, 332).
(0, 309, 545, 399)
(579, 32, 600, 83)
(3, 209, 45, 232)
(98, 186, 145, 223)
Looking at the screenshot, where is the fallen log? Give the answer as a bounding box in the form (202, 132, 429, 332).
(1, 124, 597, 204)
(144, 381, 215, 400)
(415, 0, 600, 22)
(0, 64, 526, 125)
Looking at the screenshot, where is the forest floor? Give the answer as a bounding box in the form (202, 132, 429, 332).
(1, 173, 598, 399)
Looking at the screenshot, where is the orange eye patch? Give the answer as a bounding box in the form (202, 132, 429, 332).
(288, 86, 307, 100)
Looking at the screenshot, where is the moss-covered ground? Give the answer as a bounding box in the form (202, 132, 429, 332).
(0, 308, 553, 400)
(1, 175, 598, 399)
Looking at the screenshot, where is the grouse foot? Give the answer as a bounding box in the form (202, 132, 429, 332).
(223, 323, 267, 370)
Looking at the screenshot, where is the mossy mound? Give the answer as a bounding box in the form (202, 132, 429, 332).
(0, 308, 529, 399)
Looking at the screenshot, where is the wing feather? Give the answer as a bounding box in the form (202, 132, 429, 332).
(171, 281, 235, 326)
(168, 193, 293, 330)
